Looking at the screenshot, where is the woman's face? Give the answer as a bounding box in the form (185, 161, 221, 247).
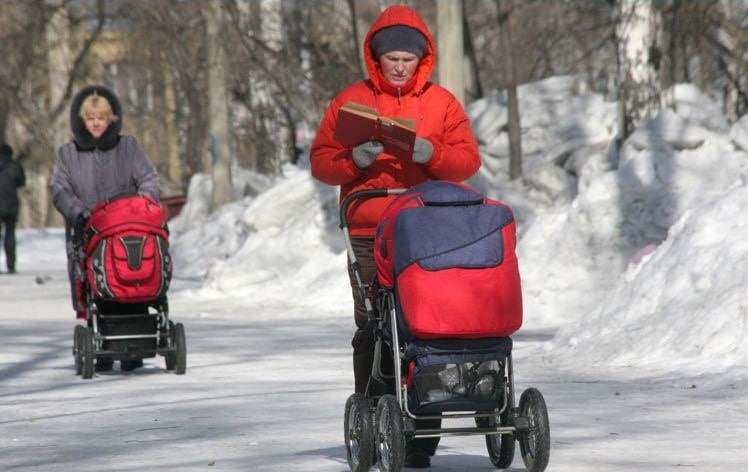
(84, 113, 110, 139)
(379, 51, 420, 87)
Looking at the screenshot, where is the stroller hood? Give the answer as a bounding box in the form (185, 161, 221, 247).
(374, 181, 523, 339)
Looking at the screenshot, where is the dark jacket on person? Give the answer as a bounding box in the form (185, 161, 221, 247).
(49, 85, 160, 225)
(0, 145, 25, 218)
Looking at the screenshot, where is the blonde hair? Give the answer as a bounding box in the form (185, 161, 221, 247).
(79, 93, 119, 124)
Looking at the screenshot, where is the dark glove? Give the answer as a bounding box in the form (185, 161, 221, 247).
(352, 141, 384, 169)
(75, 209, 92, 235)
(413, 137, 434, 164)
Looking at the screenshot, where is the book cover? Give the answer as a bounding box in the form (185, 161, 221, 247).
(333, 101, 417, 160)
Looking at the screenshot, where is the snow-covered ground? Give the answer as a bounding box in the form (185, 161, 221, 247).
(2, 76, 748, 470)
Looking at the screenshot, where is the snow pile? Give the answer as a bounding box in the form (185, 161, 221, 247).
(167, 76, 748, 385)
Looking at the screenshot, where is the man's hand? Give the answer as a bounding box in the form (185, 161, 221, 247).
(352, 141, 384, 169)
(413, 137, 434, 164)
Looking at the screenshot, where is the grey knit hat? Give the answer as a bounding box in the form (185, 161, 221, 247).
(370, 25, 428, 59)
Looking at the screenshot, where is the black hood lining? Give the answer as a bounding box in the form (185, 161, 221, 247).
(70, 85, 123, 152)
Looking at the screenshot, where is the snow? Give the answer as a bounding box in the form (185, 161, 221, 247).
(2, 76, 748, 470)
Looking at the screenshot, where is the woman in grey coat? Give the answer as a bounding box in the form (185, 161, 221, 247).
(50, 85, 161, 332)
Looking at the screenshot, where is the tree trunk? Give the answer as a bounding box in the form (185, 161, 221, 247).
(162, 63, 183, 191)
(462, 0, 483, 103)
(45, 0, 70, 227)
(616, 0, 663, 139)
(437, 0, 465, 105)
(497, 1, 522, 180)
(205, 0, 233, 210)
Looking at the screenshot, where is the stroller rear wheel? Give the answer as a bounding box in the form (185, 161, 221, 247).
(73, 325, 85, 375)
(344, 393, 375, 472)
(479, 411, 515, 468)
(165, 322, 187, 374)
(375, 394, 405, 472)
(517, 388, 550, 472)
(79, 327, 95, 380)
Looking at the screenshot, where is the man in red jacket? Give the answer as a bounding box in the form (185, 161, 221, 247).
(310, 5, 481, 468)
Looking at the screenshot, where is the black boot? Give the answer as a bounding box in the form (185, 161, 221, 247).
(404, 446, 431, 468)
(120, 359, 144, 371)
(95, 358, 113, 372)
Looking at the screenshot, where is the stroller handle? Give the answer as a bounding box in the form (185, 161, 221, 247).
(339, 188, 406, 230)
(339, 188, 406, 327)
(339, 188, 407, 262)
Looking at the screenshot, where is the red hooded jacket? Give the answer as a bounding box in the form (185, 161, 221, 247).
(310, 5, 481, 237)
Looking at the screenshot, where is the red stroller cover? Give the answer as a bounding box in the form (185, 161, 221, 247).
(82, 195, 172, 303)
(374, 181, 522, 339)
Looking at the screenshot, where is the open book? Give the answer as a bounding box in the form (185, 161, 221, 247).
(333, 101, 417, 160)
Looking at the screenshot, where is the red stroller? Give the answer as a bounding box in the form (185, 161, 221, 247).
(341, 181, 550, 472)
(72, 195, 186, 379)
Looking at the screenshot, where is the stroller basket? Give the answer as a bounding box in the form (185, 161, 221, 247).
(95, 301, 159, 353)
(405, 337, 513, 414)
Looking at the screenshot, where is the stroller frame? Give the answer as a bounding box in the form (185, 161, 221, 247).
(340, 188, 550, 472)
(73, 294, 187, 379)
(70, 202, 187, 379)
(73, 296, 186, 379)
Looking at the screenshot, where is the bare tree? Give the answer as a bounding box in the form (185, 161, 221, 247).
(616, 0, 663, 139)
(462, 0, 483, 103)
(6, 0, 748, 228)
(118, 2, 210, 189)
(496, 0, 522, 180)
(205, 1, 233, 209)
(437, 0, 465, 104)
(0, 0, 106, 227)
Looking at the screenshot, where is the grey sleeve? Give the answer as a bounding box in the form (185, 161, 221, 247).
(49, 145, 87, 222)
(132, 139, 161, 201)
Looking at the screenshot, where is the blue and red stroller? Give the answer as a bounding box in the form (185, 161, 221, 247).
(341, 181, 550, 472)
(72, 195, 186, 379)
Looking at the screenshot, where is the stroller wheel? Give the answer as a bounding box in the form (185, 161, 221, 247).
(167, 322, 187, 375)
(517, 388, 550, 472)
(73, 325, 85, 375)
(479, 411, 515, 468)
(80, 327, 95, 380)
(375, 394, 405, 472)
(344, 393, 374, 472)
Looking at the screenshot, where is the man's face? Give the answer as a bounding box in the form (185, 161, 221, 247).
(379, 51, 420, 87)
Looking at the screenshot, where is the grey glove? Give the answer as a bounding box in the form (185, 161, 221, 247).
(413, 137, 434, 164)
(352, 140, 384, 169)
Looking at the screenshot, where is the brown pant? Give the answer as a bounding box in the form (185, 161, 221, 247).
(347, 236, 440, 456)
(347, 236, 377, 394)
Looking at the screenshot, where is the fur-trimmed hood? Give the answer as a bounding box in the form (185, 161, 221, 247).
(70, 85, 123, 152)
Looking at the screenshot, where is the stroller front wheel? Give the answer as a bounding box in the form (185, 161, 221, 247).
(375, 394, 405, 472)
(480, 411, 516, 468)
(344, 393, 375, 472)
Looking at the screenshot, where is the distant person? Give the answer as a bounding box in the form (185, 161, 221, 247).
(50, 85, 161, 371)
(309, 5, 481, 468)
(0, 143, 26, 274)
